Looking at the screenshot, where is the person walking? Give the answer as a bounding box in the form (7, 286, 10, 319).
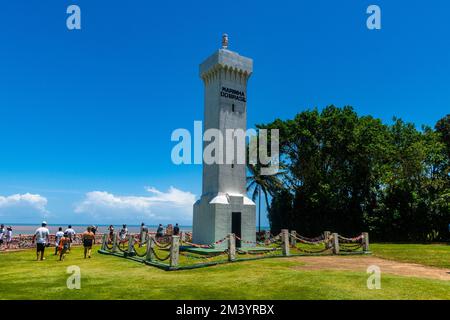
(82, 226, 95, 259)
(64, 225, 76, 252)
(32, 221, 50, 261)
(58, 232, 70, 261)
(54, 227, 64, 255)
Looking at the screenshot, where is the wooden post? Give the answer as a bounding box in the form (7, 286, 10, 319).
(228, 233, 236, 261)
(362, 232, 370, 252)
(290, 230, 297, 247)
(180, 231, 186, 243)
(112, 233, 118, 253)
(127, 234, 134, 255)
(170, 236, 180, 268)
(281, 229, 290, 256)
(146, 235, 155, 261)
(101, 233, 108, 251)
(332, 233, 340, 254)
(324, 231, 331, 249)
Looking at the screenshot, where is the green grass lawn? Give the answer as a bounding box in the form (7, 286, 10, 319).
(371, 243, 450, 269)
(1, 243, 450, 300)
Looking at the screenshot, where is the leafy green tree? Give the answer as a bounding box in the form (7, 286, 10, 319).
(246, 163, 283, 232)
(259, 106, 450, 242)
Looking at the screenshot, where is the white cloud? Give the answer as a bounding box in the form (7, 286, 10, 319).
(0, 193, 49, 222)
(74, 186, 196, 224)
(0, 193, 48, 213)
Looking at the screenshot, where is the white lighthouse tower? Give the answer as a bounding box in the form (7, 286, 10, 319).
(192, 34, 256, 248)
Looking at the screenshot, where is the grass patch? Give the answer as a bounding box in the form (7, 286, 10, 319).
(1, 244, 450, 299)
(371, 243, 450, 269)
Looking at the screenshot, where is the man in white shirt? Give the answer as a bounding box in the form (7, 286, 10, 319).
(54, 227, 64, 255)
(32, 221, 50, 261)
(64, 225, 76, 251)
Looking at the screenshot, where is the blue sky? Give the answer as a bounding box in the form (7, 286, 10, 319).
(0, 0, 449, 226)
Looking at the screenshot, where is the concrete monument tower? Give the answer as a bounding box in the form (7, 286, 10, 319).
(193, 34, 256, 248)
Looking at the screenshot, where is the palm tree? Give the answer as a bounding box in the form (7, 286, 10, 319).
(247, 163, 284, 232)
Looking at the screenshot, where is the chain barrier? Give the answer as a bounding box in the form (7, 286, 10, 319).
(132, 243, 148, 257)
(150, 247, 171, 261)
(183, 236, 229, 249)
(338, 234, 364, 243)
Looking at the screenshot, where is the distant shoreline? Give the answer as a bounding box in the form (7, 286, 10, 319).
(1, 223, 270, 235)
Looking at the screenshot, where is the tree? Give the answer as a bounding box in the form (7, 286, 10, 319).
(246, 163, 283, 232)
(435, 114, 450, 157)
(259, 106, 450, 242)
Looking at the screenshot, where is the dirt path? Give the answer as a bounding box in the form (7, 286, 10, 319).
(289, 256, 450, 281)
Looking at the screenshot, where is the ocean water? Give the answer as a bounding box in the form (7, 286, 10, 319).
(2, 224, 193, 235)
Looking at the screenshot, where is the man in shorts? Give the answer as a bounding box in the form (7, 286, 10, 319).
(32, 221, 50, 261)
(82, 226, 95, 259)
(54, 227, 64, 255)
(58, 232, 70, 261)
(64, 225, 76, 252)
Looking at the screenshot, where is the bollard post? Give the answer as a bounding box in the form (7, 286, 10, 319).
(332, 233, 340, 254)
(146, 235, 155, 261)
(228, 233, 236, 261)
(362, 232, 370, 252)
(101, 233, 108, 251)
(281, 229, 290, 256)
(290, 230, 297, 247)
(127, 234, 134, 255)
(170, 236, 180, 268)
(112, 233, 118, 253)
(324, 231, 331, 249)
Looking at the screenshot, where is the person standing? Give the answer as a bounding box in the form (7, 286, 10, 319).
(119, 224, 128, 241)
(156, 224, 164, 238)
(64, 225, 76, 252)
(139, 222, 148, 245)
(82, 226, 95, 259)
(108, 225, 115, 243)
(0, 224, 5, 249)
(54, 227, 64, 255)
(5, 226, 12, 249)
(32, 221, 50, 261)
(173, 223, 180, 236)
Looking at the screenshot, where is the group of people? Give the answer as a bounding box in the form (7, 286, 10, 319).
(2, 222, 183, 258)
(0, 225, 13, 249)
(32, 222, 97, 261)
(106, 223, 181, 243)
